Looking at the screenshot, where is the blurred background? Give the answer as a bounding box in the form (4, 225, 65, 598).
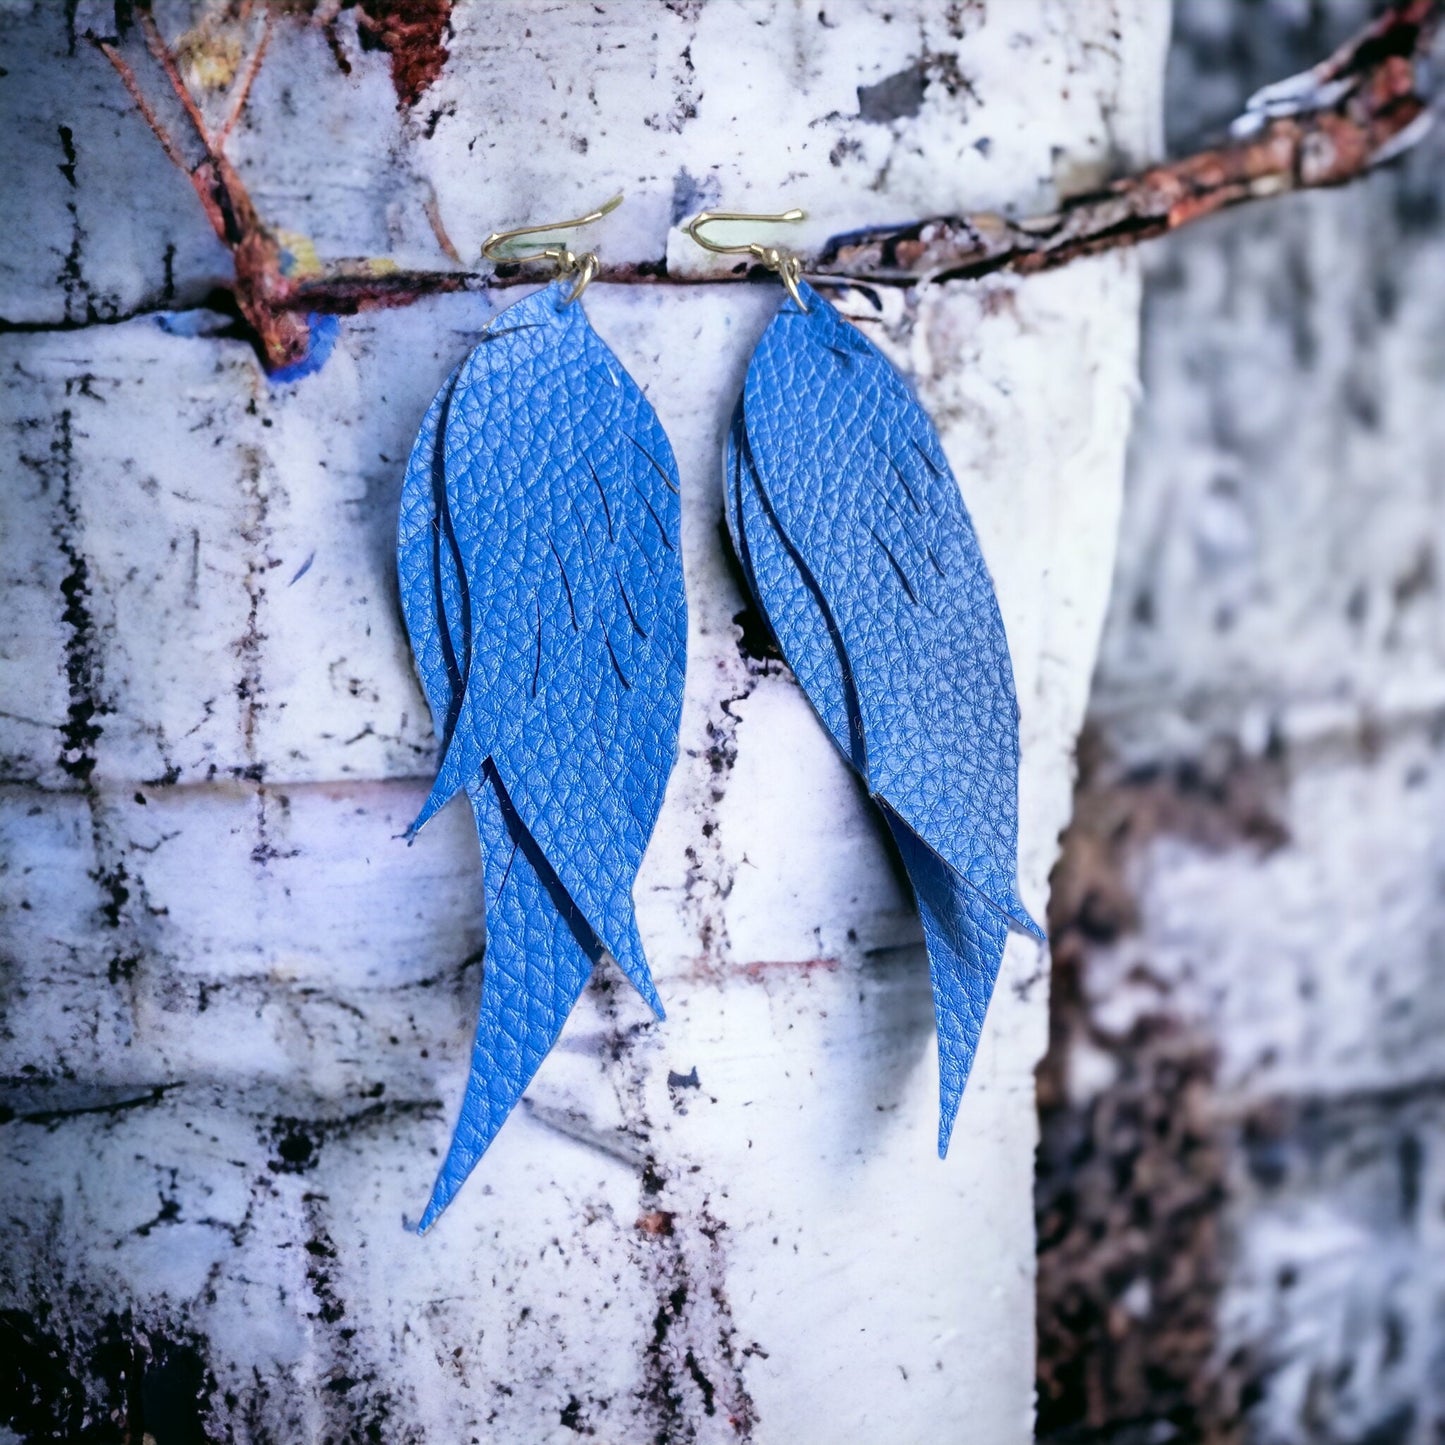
(1036, 3, 1445, 1441)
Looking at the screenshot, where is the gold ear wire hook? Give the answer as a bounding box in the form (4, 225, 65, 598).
(685, 207, 809, 309)
(482, 193, 624, 304)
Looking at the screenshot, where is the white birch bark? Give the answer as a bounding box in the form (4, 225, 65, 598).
(0, 3, 1167, 1440)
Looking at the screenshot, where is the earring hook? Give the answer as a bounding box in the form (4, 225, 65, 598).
(685, 207, 809, 309)
(482, 192, 624, 304)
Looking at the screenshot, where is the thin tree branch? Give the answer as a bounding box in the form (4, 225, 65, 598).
(91, 5, 313, 370)
(140, 7, 214, 151)
(94, 39, 192, 175)
(217, 9, 275, 148)
(285, 0, 1440, 316)
(816, 0, 1441, 283)
(96, 0, 1441, 371)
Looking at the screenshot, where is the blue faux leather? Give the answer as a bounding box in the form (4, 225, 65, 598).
(725, 282, 1039, 1152)
(397, 282, 686, 1227)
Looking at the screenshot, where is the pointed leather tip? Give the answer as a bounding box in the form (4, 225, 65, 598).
(1003, 892, 1045, 943)
(937, 1094, 962, 1159)
(405, 793, 446, 840)
(1018, 910, 1046, 944)
(604, 929, 667, 1024)
(417, 1131, 489, 1234)
(630, 971, 666, 1022)
(415, 1184, 452, 1235)
(408, 771, 469, 841)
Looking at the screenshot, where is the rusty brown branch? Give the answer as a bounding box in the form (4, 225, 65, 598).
(99, 0, 1440, 371)
(140, 8, 214, 151)
(93, 6, 313, 371)
(95, 39, 192, 175)
(288, 0, 1440, 315)
(816, 0, 1441, 284)
(216, 10, 275, 148)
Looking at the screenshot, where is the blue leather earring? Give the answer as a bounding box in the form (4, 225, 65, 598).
(398, 197, 686, 1229)
(692, 208, 1042, 1155)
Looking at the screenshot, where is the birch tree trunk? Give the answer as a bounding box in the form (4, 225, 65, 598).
(0, 3, 1166, 1441)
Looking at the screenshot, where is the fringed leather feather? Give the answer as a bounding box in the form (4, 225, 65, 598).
(398, 281, 686, 1228)
(725, 281, 1039, 1153)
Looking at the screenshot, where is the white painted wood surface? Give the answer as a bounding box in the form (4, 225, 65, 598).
(0, 3, 1166, 1440)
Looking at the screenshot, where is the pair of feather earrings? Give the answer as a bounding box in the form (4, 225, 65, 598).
(397, 198, 1039, 1231)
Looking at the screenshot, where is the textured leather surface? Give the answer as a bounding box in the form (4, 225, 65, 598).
(725, 284, 1038, 1152)
(397, 282, 686, 1227)
(742, 281, 1036, 933)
